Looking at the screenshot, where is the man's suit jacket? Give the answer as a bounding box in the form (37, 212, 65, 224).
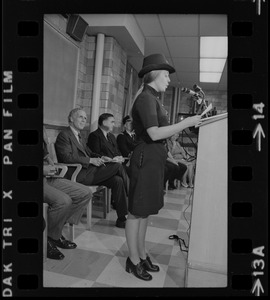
(87, 127, 121, 158)
(117, 130, 137, 158)
(55, 127, 101, 182)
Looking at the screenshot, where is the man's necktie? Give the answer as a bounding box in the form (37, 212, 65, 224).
(78, 133, 83, 145)
(107, 134, 113, 145)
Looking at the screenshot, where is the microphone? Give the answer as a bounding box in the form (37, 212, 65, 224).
(181, 87, 200, 97)
(193, 84, 202, 92)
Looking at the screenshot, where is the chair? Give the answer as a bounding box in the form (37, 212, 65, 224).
(47, 138, 109, 239)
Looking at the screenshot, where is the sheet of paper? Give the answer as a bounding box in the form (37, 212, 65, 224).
(200, 103, 212, 117)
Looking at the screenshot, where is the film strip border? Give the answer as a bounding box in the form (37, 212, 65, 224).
(2, 0, 268, 297)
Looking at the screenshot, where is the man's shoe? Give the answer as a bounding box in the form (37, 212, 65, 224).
(47, 239, 65, 260)
(49, 235, 77, 249)
(115, 219, 126, 228)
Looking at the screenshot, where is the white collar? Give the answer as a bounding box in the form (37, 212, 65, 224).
(125, 130, 133, 137)
(70, 125, 80, 138)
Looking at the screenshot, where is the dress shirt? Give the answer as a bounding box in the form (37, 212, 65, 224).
(70, 126, 81, 144)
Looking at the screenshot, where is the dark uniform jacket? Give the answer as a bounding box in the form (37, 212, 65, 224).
(117, 130, 137, 158)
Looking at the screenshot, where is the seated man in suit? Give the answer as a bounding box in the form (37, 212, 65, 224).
(43, 130, 92, 260)
(87, 113, 125, 163)
(117, 115, 137, 160)
(87, 113, 129, 209)
(55, 108, 128, 228)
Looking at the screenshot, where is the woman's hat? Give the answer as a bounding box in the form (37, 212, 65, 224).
(138, 53, 175, 78)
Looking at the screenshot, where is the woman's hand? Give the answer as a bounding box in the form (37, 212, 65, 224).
(180, 115, 202, 128)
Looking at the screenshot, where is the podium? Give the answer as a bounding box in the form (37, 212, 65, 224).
(185, 113, 228, 287)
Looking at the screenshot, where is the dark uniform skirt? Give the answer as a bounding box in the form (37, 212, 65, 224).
(128, 141, 167, 217)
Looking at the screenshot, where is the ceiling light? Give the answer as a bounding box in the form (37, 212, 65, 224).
(200, 58, 226, 72)
(200, 72, 222, 83)
(200, 36, 228, 58)
(200, 36, 227, 83)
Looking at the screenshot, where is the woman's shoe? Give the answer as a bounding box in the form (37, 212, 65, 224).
(126, 257, 152, 281)
(189, 183, 194, 188)
(181, 182, 189, 188)
(140, 255, 160, 272)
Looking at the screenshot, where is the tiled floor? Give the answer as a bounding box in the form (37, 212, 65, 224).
(43, 187, 194, 288)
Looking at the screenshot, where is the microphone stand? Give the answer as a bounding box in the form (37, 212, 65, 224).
(181, 129, 197, 159)
(196, 89, 210, 117)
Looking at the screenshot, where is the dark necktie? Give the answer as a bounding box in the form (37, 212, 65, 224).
(107, 134, 113, 145)
(78, 133, 83, 145)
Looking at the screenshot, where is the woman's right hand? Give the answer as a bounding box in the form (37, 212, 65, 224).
(180, 115, 202, 128)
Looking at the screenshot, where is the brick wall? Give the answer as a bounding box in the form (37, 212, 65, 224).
(100, 37, 127, 134)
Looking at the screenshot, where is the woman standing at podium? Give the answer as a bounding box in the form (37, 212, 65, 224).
(125, 53, 202, 281)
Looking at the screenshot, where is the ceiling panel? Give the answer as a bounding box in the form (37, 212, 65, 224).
(199, 14, 227, 36)
(172, 58, 199, 72)
(144, 37, 170, 56)
(178, 72, 199, 84)
(134, 14, 163, 37)
(131, 14, 227, 91)
(159, 14, 199, 37)
(165, 57, 174, 66)
(166, 37, 199, 58)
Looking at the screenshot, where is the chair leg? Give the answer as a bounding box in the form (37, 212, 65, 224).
(106, 188, 110, 214)
(68, 223, 74, 241)
(43, 203, 48, 262)
(102, 188, 107, 219)
(86, 200, 92, 230)
(109, 189, 112, 211)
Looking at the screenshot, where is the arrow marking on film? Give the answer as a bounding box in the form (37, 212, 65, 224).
(253, 123, 265, 152)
